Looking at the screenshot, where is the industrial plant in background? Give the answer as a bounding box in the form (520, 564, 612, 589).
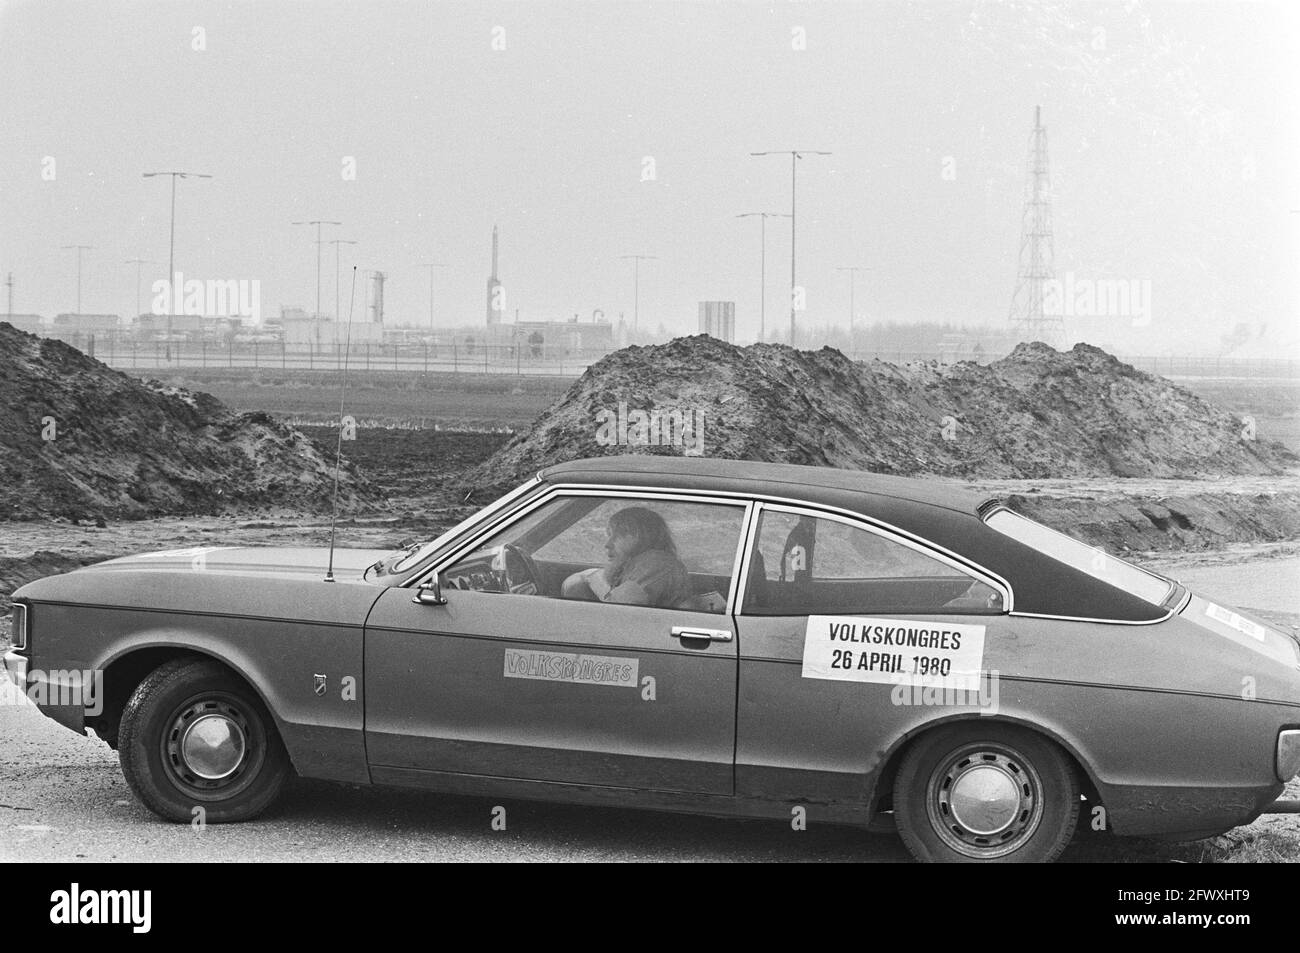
(434, 223, 616, 359)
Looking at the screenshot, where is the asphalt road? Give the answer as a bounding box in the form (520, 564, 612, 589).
(2, 555, 1297, 864)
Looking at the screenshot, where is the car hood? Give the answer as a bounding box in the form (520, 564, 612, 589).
(80, 546, 392, 581)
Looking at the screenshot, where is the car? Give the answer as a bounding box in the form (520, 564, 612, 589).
(6, 455, 1300, 862)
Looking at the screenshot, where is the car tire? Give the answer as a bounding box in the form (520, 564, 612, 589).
(118, 657, 289, 823)
(893, 722, 1079, 863)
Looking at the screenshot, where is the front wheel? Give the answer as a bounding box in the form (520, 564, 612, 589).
(118, 658, 290, 823)
(893, 723, 1079, 863)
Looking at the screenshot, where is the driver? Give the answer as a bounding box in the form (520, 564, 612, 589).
(561, 506, 691, 609)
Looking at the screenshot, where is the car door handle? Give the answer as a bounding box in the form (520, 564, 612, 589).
(671, 626, 733, 644)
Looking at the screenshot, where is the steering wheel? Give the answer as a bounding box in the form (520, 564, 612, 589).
(490, 544, 542, 595)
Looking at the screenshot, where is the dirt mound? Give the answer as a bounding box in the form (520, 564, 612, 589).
(469, 336, 1297, 488)
(0, 322, 372, 520)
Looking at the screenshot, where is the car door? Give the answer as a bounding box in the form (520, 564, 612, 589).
(364, 490, 750, 795)
(733, 503, 1008, 809)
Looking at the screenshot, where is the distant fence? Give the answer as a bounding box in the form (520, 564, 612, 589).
(90, 339, 613, 377)
(66, 337, 1300, 382)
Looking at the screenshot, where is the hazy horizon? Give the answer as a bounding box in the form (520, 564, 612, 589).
(2, 0, 1298, 356)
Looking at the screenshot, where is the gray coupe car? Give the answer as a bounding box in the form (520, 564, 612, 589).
(6, 456, 1299, 862)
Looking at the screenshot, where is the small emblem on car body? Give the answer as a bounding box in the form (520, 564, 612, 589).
(313, 674, 327, 696)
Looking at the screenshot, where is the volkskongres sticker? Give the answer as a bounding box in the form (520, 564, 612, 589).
(503, 649, 639, 687)
(802, 615, 986, 692)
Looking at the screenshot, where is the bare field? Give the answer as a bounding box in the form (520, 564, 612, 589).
(1178, 379, 1300, 452)
(144, 368, 569, 430)
(137, 366, 1300, 451)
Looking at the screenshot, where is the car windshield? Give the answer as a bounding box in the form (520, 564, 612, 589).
(984, 508, 1174, 606)
(375, 478, 543, 578)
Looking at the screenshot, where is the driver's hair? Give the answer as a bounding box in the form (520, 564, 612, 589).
(608, 507, 678, 559)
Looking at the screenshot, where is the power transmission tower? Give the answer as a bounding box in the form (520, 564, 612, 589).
(1007, 106, 1063, 345)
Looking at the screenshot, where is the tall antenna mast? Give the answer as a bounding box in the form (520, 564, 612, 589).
(1007, 106, 1063, 345)
(324, 266, 358, 582)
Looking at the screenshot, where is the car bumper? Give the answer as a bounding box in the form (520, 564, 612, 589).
(3, 651, 86, 733)
(3, 649, 26, 691)
(1278, 729, 1300, 782)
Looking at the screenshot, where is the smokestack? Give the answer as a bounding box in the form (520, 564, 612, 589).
(486, 224, 503, 325)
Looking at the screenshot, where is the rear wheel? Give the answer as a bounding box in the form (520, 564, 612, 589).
(893, 723, 1078, 863)
(118, 658, 289, 823)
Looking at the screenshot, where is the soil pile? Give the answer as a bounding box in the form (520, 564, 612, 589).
(0, 322, 371, 520)
(470, 336, 1297, 488)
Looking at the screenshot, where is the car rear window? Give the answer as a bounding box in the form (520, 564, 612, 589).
(984, 508, 1173, 606)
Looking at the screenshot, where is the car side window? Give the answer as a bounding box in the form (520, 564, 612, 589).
(439, 494, 746, 614)
(741, 508, 1004, 616)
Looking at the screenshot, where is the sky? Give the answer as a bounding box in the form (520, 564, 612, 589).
(1, 0, 1298, 353)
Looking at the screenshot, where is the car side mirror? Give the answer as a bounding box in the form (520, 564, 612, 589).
(412, 579, 447, 606)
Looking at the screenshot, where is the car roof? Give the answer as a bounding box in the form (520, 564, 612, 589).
(538, 455, 989, 516)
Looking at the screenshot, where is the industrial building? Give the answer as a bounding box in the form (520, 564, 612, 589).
(1, 314, 44, 334)
(281, 315, 382, 346)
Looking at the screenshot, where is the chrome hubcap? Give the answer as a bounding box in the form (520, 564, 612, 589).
(929, 745, 1043, 858)
(163, 696, 258, 795)
(180, 713, 246, 780)
(947, 764, 1021, 835)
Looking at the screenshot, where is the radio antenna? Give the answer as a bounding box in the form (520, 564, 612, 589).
(324, 265, 359, 582)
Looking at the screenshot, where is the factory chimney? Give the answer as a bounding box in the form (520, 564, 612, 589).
(486, 224, 503, 325)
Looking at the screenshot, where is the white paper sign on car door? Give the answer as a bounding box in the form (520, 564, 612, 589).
(802, 616, 987, 692)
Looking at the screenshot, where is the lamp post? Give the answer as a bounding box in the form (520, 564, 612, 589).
(60, 244, 94, 313)
(291, 219, 342, 321)
(836, 266, 870, 348)
(749, 149, 831, 346)
(125, 257, 160, 319)
(422, 262, 449, 331)
(143, 171, 212, 336)
(327, 239, 358, 322)
(618, 254, 658, 334)
(735, 212, 790, 342)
